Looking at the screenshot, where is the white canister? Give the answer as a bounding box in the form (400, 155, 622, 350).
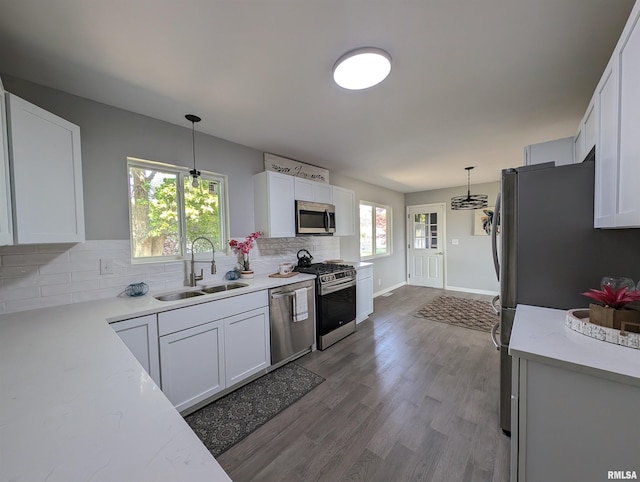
(278, 263, 293, 275)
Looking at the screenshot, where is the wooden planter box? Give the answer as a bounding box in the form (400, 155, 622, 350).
(589, 303, 640, 330)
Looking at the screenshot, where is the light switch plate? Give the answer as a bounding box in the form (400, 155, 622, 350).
(100, 258, 114, 275)
(452, 239, 459, 245)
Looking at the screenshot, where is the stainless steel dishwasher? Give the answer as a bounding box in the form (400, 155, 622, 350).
(269, 279, 315, 365)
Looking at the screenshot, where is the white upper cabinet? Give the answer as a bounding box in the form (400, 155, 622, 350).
(593, 1, 640, 228)
(594, 55, 619, 227)
(332, 185, 356, 236)
(573, 96, 597, 164)
(524, 137, 574, 166)
(6, 93, 85, 243)
(253, 170, 296, 238)
(0, 79, 13, 246)
(294, 177, 333, 204)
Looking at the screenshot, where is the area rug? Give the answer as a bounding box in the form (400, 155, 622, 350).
(414, 295, 497, 333)
(184, 362, 324, 457)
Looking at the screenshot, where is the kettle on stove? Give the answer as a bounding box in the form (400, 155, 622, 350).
(296, 249, 314, 268)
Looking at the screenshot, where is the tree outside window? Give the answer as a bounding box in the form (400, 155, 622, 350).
(128, 158, 227, 261)
(360, 201, 391, 259)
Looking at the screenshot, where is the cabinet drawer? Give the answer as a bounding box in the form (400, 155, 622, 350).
(158, 290, 268, 336)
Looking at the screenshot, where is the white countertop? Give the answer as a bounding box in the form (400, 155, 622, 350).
(0, 273, 315, 482)
(509, 304, 640, 387)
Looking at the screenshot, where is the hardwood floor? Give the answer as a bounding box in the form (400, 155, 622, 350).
(217, 286, 511, 482)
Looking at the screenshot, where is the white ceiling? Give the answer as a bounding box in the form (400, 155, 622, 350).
(0, 0, 634, 192)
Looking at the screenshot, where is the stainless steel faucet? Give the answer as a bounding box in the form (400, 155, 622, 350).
(189, 237, 216, 287)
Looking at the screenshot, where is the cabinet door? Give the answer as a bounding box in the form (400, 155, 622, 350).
(6, 94, 85, 243)
(583, 96, 597, 156)
(295, 178, 332, 203)
(0, 81, 13, 246)
(594, 56, 619, 228)
(356, 267, 374, 323)
(112, 314, 161, 387)
(224, 306, 270, 386)
(160, 320, 225, 412)
(294, 178, 314, 202)
(333, 186, 356, 236)
(616, 6, 640, 228)
(254, 171, 295, 238)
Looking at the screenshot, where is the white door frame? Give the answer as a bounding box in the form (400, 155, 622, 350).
(406, 202, 447, 287)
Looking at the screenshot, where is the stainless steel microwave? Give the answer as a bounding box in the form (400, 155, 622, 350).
(296, 201, 336, 235)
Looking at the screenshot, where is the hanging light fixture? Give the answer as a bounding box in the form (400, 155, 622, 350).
(185, 114, 201, 188)
(451, 166, 488, 210)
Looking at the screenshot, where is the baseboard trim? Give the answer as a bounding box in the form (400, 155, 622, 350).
(445, 285, 499, 296)
(374, 281, 407, 298)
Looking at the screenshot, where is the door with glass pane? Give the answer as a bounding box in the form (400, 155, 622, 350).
(407, 204, 445, 288)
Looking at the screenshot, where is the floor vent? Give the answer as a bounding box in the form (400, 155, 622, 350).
(382, 292, 394, 297)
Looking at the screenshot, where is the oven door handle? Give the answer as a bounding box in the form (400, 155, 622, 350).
(321, 279, 356, 296)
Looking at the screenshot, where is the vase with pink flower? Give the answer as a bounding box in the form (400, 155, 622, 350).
(228, 231, 262, 278)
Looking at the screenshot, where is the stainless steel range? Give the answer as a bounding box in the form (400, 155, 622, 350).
(294, 263, 357, 350)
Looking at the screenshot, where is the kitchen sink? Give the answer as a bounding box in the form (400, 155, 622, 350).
(200, 282, 248, 294)
(154, 290, 205, 301)
(154, 283, 248, 301)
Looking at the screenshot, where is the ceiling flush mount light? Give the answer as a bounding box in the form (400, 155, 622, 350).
(451, 167, 489, 210)
(186, 114, 201, 188)
(333, 47, 391, 90)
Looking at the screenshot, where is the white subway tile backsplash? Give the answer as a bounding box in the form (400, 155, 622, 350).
(2, 273, 70, 289)
(0, 236, 340, 314)
(41, 280, 101, 297)
(2, 252, 68, 267)
(0, 285, 41, 302)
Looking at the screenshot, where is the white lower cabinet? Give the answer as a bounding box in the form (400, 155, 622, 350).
(160, 319, 225, 413)
(157, 290, 270, 412)
(111, 314, 161, 387)
(356, 265, 374, 323)
(512, 356, 640, 482)
(224, 307, 270, 386)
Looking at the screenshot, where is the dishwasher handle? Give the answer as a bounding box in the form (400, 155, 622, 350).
(270, 285, 313, 299)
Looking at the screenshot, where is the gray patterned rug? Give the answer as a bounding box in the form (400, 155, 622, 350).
(185, 362, 324, 457)
(414, 295, 497, 333)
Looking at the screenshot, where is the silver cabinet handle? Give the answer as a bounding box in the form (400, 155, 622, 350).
(490, 321, 500, 350)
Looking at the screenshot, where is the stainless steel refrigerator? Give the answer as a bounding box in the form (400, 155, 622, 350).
(491, 157, 640, 434)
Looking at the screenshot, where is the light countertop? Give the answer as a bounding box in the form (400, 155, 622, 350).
(0, 273, 315, 482)
(509, 304, 640, 387)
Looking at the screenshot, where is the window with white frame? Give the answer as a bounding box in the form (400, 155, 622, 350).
(359, 201, 391, 259)
(127, 157, 228, 261)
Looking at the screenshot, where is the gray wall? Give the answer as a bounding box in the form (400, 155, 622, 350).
(2, 74, 263, 239)
(2, 75, 410, 295)
(332, 173, 407, 294)
(405, 181, 500, 293)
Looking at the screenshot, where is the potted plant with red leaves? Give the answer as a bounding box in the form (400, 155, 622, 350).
(582, 285, 640, 330)
(228, 231, 262, 278)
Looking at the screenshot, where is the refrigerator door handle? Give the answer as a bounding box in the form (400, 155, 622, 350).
(491, 321, 501, 350)
(491, 295, 500, 315)
(491, 192, 501, 281)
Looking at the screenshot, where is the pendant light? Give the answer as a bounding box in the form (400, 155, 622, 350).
(186, 114, 201, 188)
(451, 166, 488, 210)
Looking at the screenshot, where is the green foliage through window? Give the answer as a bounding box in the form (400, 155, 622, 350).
(128, 158, 227, 261)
